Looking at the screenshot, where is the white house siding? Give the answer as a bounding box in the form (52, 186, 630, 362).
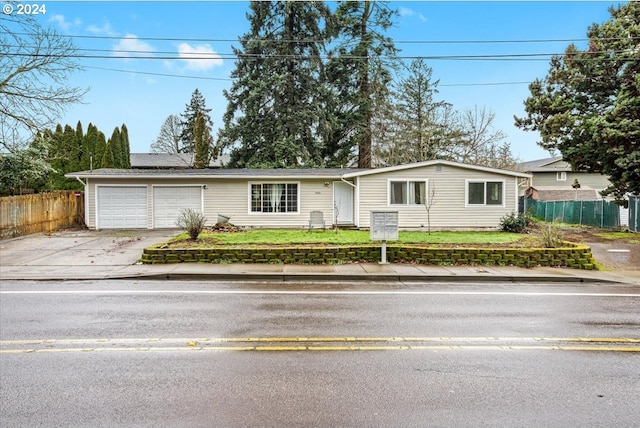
(356, 164, 518, 229)
(206, 178, 334, 228)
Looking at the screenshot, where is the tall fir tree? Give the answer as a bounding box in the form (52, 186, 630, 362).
(193, 111, 210, 169)
(218, 0, 330, 168)
(180, 89, 213, 154)
(327, 0, 399, 168)
(120, 123, 131, 168)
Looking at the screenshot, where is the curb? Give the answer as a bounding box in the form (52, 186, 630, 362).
(105, 272, 615, 283)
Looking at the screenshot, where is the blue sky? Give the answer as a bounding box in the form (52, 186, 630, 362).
(26, 1, 623, 162)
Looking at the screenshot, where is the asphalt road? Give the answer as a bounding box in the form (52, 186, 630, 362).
(1, 280, 639, 427)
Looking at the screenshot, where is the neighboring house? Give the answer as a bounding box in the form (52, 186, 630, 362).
(130, 153, 230, 169)
(65, 160, 531, 230)
(517, 156, 612, 198)
(524, 186, 600, 202)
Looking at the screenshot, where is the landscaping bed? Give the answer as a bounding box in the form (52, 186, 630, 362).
(141, 226, 598, 269)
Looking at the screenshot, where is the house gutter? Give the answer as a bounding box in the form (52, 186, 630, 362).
(340, 178, 357, 188)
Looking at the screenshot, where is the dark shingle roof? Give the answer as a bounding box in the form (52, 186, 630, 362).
(66, 167, 365, 179)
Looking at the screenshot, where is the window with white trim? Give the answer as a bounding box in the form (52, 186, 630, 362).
(467, 180, 504, 206)
(389, 180, 427, 205)
(556, 172, 567, 181)
(250, 183, 298, 213)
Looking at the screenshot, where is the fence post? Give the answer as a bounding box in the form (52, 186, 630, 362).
(579, 200, 583, 226)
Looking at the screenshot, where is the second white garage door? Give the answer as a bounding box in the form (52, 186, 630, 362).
(153, 186, 203, 228)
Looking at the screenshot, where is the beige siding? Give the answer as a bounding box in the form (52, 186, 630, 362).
(87, 177, 334, 229)
(357, 164, 518, 229)
(211, 179, 333, 228)
(531, 172, 611, 193)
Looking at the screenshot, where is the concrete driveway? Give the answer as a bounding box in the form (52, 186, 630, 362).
(0, 229, 178, 279)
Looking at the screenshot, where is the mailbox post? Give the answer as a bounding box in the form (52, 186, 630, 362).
(370, 211, 399, 264)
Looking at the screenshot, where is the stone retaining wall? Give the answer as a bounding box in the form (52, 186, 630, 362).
(141, 243, 597, 269)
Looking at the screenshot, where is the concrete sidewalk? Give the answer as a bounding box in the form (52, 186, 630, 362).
(1, 229, 638, 284)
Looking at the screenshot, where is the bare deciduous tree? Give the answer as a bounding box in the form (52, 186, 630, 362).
(446, 105, 518, 169)
(424, 181, 437, 234)
(0, 12, 86, 152)
(150, 115, 184, 154)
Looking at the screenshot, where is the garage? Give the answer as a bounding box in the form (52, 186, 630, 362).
(153, 186, 203, 228)
(97, 186, 148, 229)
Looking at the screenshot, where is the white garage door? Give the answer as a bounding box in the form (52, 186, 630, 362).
(153, 186, 202, 228)
(97, 186, 147, 229)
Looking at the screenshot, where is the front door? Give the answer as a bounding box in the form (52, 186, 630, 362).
(333, 181, 354, 224)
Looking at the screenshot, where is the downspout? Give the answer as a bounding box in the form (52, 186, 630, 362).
(74, 176, 86, 187)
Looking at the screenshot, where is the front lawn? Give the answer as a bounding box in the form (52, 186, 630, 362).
(162, 229, 534, 248)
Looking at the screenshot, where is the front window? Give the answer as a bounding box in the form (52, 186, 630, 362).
(389, 180, 426, 205)
(467, 181, 504, 206)
(251, 183, 298, 213)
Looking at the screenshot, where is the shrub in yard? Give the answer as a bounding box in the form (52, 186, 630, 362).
(499, 211, 531, 233)
(176, 208, 207, 240)
(541, 224, 563, 248)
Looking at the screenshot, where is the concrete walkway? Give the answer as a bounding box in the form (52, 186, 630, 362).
(1, 229, 638, 284)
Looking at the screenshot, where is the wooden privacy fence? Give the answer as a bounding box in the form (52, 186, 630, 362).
(0, 191, 85, 238)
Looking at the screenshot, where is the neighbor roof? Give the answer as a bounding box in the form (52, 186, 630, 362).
(517, 156, 573, 172)
(525, 185, 600, 201)
(129, 153, 231, 168)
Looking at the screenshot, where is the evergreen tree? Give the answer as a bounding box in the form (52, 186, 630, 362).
(218, 0, 330, 168)
(95, 130, 107, 168)
(327, 0, 399, 168)
(515, 2, 640, 199)
(108, 127, 122, 168)
(101, 139, 115, 168)
(82, 123, 100, 170)
(391, 59, 451, 163)
(194, 111, 210, 169)
(120, 124, 131, 168)
(180, 89, 213, 154)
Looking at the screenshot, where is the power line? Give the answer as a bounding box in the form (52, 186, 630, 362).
(85, 66, 233, 81)
(14, 31, 601, 45)
(85, 65, 530, 87)
(4, 49, 636, 62)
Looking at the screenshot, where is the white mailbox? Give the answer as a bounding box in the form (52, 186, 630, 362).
(370, 211, 399, 241)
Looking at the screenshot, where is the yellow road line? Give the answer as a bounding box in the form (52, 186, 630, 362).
(3, 336, 640, 345)
(3, 345, 640, 354)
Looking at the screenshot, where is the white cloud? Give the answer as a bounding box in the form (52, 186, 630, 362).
(49, 14, 79, 31)
(113, 34, 155, 59)
(86, 22, 119, 37)
(398, 7, 426, 23)
(178, 43, 223, 71)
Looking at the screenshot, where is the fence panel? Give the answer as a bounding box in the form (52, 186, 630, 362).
(521, 198, 621, 229)
(0, 191, 85, 238)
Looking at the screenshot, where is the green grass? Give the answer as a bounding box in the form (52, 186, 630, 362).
(594, 231, 640, 243)
(170, 229, 525, 246)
